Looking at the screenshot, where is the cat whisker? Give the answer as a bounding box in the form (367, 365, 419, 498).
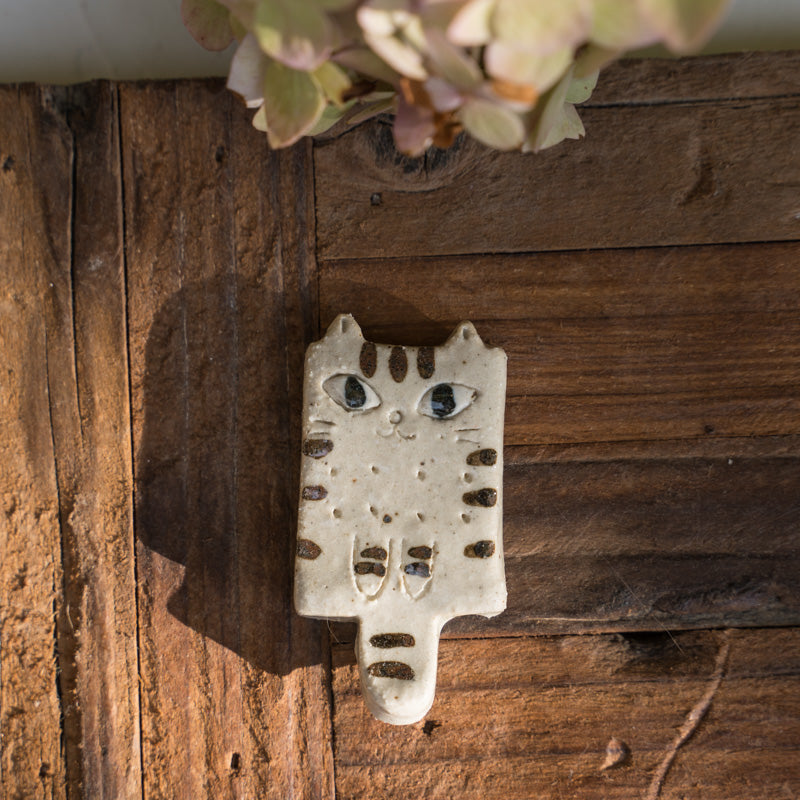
(455, 427, 481, 432)
(310, 418, 336, 426)
(456, 437, 481, 445)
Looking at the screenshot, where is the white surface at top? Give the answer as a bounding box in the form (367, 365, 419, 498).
(0, 0, 798, 84)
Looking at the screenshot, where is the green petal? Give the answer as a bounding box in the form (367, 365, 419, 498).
(424, 28, 482, 90)
(491, 0, 591, 49)
(523, 65, 575, 152)
(485, 41, 573, 92)
(447, 0, 495, 46)
(307, 101, 354, 136)
(181, 0, 235, 51)
(253, 0, 334, 71)
(363, 31, 428, 81)
(565, 70, 598, 104)
(261, 61, 326, 147)
(333, 47, 401, 85)
(313, 61, 352, 106)
(459, 97, 526, 150)
(531, 102, 584, 151)
(590, 0, 658, 50)
(643, 0, 731, 53)
(573, 42, 619, 77)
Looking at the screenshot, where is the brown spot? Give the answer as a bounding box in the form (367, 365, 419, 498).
(417, 346, 435, 379)
(355, 561, 386, 576)
(408, 545, 432, 559)
(465, 540, 495, 558)
(466, 448, 497, 466)
(360, 341, 377, 378)
(367, 661, 415, 680)
(370, 633, 415, 648)
(360, 546, 387, 560)
(463, 488, 497, 507)
(303, 438, 333, 458)
(405, 562, 430, 578)
(297, 539, 322, 559)
(389, 346, 407, 382)
(302, 485, 327, 500)
(601, 738, 630, 770)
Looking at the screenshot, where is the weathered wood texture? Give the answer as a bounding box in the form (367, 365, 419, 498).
(2, 51, 800, 800)
(2, 81, 333, 800)
(121, 82, 333, 800)
(332, 628, 800, 799)
(1, 83, 139, 800)
(320, 242, 800, 444)
(315, 54, 800, 260)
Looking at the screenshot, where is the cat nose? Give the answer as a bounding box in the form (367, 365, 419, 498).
(389, 410, 402, 424)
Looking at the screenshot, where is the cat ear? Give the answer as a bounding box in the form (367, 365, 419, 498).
(444, 321, 484, 348)
(324, 314, 364, 341)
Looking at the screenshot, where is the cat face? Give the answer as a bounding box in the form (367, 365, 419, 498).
(295, 314, 507, 725)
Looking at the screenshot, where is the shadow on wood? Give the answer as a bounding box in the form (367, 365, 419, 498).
(135, 276, 317, 677)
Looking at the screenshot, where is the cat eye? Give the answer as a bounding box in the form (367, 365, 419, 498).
(323, 374, 381, 412)
(418, 383, 477, 419)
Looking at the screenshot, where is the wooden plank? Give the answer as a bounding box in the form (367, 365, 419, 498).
(332, 628, 800, 799)
(47, 82, 141, 800)
(314, 62, 800, 259)
(464, 448, 800, 635)
(589, 51, 800, 105)
(123, 80, 333, 799)
(0, 85, 67, 800)
(1, 82, 141, 799)
(320, 243, 800, 445)
(329, 448, 800, 643)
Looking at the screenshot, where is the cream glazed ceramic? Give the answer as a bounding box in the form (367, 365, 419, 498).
(294, 314, 507, 725)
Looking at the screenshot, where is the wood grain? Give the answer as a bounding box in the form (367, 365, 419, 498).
(314, 76, 800, 259)
(3, 52, 800, 800)
(325, 448, 800, 643)
(46, 82, 141, 800)
(122, 80, 332, 800)
(589, 51, 800, 105)
(0, 85, 68, 800)
(320, 243, 800, 444)
(332, 629, 800, 800)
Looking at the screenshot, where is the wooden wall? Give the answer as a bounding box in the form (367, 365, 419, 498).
(1, 51, 799, 799)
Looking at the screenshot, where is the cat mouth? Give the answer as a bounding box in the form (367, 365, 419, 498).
(378, 427, 416, 441)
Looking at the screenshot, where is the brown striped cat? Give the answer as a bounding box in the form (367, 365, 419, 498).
(295, 315, 506, 725)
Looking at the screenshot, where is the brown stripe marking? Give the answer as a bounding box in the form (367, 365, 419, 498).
(463, 488, 497, 507)
(360, 546, 387, 560)
(417, 346, 435, 379)
(407, 545, 432, 559)
(404, 562, 430, 578)
(466, 448, 497, 466)
(355, 561, 386, 576)
(465, 540, 496, 558)
(360, 341, 377, 378)
(302, 438, 333, 458)
(370, 633, 415, 648)
(389, 346, 407, 382)
(302, 485, 327, 500)
(297, 539, 322, 559)
(367, 661, 415, 680)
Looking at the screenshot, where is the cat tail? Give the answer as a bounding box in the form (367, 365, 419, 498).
(355, 614, 444, 726)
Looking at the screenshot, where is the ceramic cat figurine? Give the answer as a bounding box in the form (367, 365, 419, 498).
(295, 315, 507, 725)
